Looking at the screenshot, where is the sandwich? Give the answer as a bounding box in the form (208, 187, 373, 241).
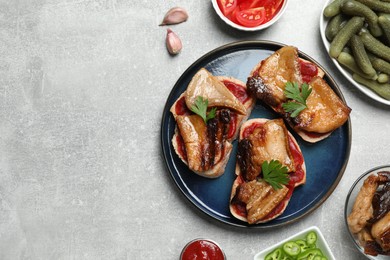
(170, 68, 255, 178)
(246, 45, 351, 143)
(229, 118, 306, 224)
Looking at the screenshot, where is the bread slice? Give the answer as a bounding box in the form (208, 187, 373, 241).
(229, 118, 306, 224)
(170, 69, 254, 178)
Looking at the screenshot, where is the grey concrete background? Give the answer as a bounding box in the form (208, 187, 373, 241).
(1, 0, 389, 259)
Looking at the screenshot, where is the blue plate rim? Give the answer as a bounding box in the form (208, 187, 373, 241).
(160, 40, 352, 228)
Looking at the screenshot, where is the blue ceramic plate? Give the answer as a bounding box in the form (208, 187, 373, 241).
(161, 41, 351, 228)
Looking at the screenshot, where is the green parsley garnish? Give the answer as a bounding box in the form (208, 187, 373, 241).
(190, 96, 217, 124)
(261, 160, 290, 190)
(282, 82, 312, 118)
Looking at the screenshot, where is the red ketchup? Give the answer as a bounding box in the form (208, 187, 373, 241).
(242, 122, 264, 139)
(181, 239, 226, 260)
(299, 60, 318, 83)
(223, 79, 249, 140)
(223, 80, 251, 104)
(175, 96, 191, 116)
(287, 135, 305, 185)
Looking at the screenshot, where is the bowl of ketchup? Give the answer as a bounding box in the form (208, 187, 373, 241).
(211, 0, 289, 31)
(180, 238, 226, 260)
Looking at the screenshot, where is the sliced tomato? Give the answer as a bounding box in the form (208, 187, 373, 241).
(237, 0, 262, 10)
(261, 0, 284, 22)
(300, 60, 318, 83)
(228, 7, 240, 25)
(235, 7, 266, 27)
(217, 0, 237, 16)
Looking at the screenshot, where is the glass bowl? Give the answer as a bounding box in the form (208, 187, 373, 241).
(180, 238, 226, 260)
(211, 0, 289, 32)
(344, 165, 390, 259)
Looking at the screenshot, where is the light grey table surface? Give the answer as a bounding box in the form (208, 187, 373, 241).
(1, 0, 390, 259)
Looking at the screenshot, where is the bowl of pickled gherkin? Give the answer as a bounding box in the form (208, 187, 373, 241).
(253, 226, 335, 260)
(320, 0, 390, 105)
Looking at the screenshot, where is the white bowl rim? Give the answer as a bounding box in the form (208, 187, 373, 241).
(253, 226, 336, 260)
(211, 0, 289, 32)
(319, 0, 390, 106)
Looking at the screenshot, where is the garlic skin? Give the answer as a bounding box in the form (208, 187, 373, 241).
(166, 28, 182, 55)
(160, 7, 188, 26)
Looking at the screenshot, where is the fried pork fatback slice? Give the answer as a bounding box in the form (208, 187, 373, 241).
(230, 118, 306, 224)
(247, 46, 325, 107)
(236, 118, 296, 182)
(371, 212, 390, 252)
(174, 111, 233, 178)
(287, 76, 351, 141)
(185, 68, 247, 115)
(233, 180, 289, 224)
(247, 46, 303, 106)
(348, 174, 379, 234)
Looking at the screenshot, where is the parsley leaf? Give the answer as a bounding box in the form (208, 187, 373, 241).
(190, 96, 217, 124)
(261, 160, 289, 190)
(282, 82, 312, 118)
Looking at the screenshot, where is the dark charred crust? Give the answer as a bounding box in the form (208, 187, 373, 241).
(290, 113, 300, 125)
(365, 171, 390, 255)
(369, 187, 390, 223)
(364, 240, 382, 256)
(220, 109, 231, 124)
(283, 110, 313, 129)
(220, 109, 230, 158)
(247, 76, 279, 107)
(231, 183, 251, 207)
(237, 139, 251, 181)
(218, 109, 230, 166)
(231, 185, 243, 204)
(364, 238, 390, 256)
(237, 139, 259, 182)
(206, 118, 218, 169)
(378, 171, 390, 183)
(368, 172, 390, 224)
(201, 109, 232, 171)
(282, 112, 295, 127)
(380, 229, 390, 253)
(230, 186, 247, 216)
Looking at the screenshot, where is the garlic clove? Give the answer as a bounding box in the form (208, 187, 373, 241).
(166, 28, 182, 55)
(160, 7, 188, 26)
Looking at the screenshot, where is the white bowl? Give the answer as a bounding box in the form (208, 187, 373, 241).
(253, 226, 336, 260)
(344, 165, 390, 259)
(211, 0, 289, 32)
(319, 0, 390, 106)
